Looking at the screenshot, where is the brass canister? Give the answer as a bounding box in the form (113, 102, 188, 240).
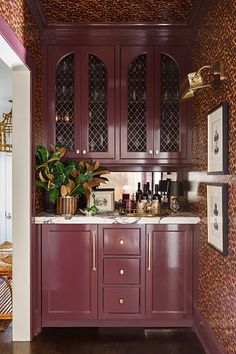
(56, 196, 78, 215)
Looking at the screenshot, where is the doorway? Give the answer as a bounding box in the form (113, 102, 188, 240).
(0, 33, 31, 341)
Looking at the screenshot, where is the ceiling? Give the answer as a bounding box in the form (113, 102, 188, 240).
(37, 0, 200, 24)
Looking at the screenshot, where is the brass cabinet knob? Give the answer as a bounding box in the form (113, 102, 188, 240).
(76, 149, 80, 154)
(155, 150, 159, 155)
(119, 239, 124, 245)
(149, 149, 153, 155)
(82, 149, 87, 155)
(119, 298, 124, 304)
(119, 269, 124, 275)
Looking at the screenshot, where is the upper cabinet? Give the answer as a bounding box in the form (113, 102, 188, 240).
(45, 42, 191, 167)
(47, 46, 115, 159)
(121, 46, 189, 162)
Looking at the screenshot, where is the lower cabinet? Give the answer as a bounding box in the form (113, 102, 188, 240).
(41, 223, 194, 326)
(42, 224, 97, 325)
(146, 224, 193, 320)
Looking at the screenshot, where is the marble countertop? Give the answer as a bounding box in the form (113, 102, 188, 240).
(34, 212, 200, 225)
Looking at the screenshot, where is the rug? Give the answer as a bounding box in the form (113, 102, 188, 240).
(0, 320, 11, 331)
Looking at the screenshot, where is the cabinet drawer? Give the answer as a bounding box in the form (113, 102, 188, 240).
(103, 287, 140, 314)
(103, 228, 140, 255)
(103, 259, 140, 284)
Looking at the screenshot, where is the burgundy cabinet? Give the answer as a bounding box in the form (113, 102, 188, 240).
(146, 224, 193, 320)
(42, 224, 97, 325)
(46, 45, 115, 159)
(120, 46, 190, 163)
(98, 225, 146, 319)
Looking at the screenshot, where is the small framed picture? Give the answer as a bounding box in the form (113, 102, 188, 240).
(89, 189, 115, 212)
(207, 101, 228, 174)
(207, 183, 228, 255)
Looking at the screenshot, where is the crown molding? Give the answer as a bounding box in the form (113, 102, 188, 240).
(25, 0, 47, 31)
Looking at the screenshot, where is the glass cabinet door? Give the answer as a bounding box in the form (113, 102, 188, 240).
(121, 46, 154, 159)
(81, 46, 115, 159)
(154, 47, 189, 161)
(55, 53, 75, 152)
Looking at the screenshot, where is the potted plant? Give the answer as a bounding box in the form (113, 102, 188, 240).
(35, 144, 110, 215)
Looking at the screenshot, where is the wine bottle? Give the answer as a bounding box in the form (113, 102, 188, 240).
(136, 182, 143, 203)
(141, 183, 148, 200)
(146, 182, 152, 200)
(152, 184, 161, 202)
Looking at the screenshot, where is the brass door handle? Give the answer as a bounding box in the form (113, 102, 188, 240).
(147, 230, 152, 271)
(92, 230, 96, 271)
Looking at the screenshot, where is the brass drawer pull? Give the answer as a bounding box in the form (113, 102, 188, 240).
(119, 239, 124, 245)
(119, 298, 124, 304)
(119, 269, 124, 275)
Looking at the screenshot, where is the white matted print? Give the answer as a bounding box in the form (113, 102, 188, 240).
(89, 189, 114, 212)
(207, 101, 228, 174)
(207, 183, 228, 255)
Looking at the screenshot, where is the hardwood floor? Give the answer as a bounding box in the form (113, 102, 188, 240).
(0, 326, 206, 354)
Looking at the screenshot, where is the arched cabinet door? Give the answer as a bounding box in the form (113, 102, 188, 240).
(120, 46, 154, 159)
(46, 46, 115, 159)
(81, 47, 115, 159)
(154, 47, 190, 162)
(47, 46, 81, 158)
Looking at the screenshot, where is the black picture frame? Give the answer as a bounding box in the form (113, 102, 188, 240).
(207, 101, 229, 174)
(207, 183, 228, 255)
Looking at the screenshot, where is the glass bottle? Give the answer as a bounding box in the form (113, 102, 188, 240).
(136, 182, 143, 203)
(152, 184, 161, 202)
(146, 182, 152, 200)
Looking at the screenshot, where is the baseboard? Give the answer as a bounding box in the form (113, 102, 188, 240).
(193, 308, 226, 354)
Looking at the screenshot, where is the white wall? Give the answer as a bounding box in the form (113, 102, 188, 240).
(0, 58, 12, 120)
(12, 67, 31, 341)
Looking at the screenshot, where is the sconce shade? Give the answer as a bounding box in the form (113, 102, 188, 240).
(180, 61, 226, 100)
(167, 181, 183, 197)
(181, 72, 210, 99)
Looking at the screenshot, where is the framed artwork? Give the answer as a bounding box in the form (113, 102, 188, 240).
(207, 183, 228, 255)
(89, 189, 115, 212)
(207, 101, 228, 174)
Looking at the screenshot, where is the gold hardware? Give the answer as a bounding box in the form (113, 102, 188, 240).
(181, 61, 227, 100)
(149, 149, 153, 155)
(92, 230, 96, 271)
(147, 230, 152, 271)
(76, 149, 80, 154)
(119, 269, 124, 275)
(155, 150, 159, 155)
(119, 298, 124, 304)
(82, 149, 87, 155)
(119, 239, 124, 245)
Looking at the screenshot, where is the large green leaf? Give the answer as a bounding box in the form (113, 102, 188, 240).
(35, 180, 49, 191)
(50, 188, 59, 203)
(70, 185, 85, 196)
(36, 145, 49, 164)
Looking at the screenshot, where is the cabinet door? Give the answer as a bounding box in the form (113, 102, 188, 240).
(146, 225, 193, 320)
(154, 47, 190, 162)
(42, 224, 97, 325)
(81, 46, 115, 159)
(120, 46, 154, 159)
(47, 46, 82, 158)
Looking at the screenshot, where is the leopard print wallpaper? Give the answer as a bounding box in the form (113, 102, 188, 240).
(0, 0, 43, 212)
(187, 0, 236, 353)
(39, 0, 198, 24)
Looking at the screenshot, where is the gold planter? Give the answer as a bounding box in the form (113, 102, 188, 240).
(56, 196, 78, 215)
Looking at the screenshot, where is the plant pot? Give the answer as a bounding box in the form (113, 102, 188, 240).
(56, 196, 78, 215)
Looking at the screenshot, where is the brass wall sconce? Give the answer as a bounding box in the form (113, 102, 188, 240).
(180, 61, 227, 100)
